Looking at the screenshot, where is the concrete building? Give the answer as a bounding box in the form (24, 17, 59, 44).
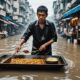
(13, 0, 19, 21)
(13, 0, 35, 26)
(53, 0, 80, 21)
(53, 0, 80, 44)
(25, 0, 35, 26)
(6, 0, 13, 16)
(18, 0, 26, 24)
(0, 0, 35, 38)
(13, 0, 26, 24)
(71, 0, 80, 8)
(53, 0, 64, 21)
(0, 0, 6, 16)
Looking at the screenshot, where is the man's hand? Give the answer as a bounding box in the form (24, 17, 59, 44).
(39, 44, 47, 51)
(15, 45, 21, 53)
(39, 39, 54, 52)
(15, 39, 25, 53)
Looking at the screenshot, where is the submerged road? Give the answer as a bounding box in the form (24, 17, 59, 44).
(0, 34, 80, 80)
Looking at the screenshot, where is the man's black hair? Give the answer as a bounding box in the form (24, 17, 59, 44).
(37, 5, 48, 15)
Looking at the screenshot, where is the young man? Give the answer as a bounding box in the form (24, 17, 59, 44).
(16, 5, 57, 55)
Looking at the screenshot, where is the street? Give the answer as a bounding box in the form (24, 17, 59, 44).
(0, 0, 80, 80)
(0, 34, 80, 80)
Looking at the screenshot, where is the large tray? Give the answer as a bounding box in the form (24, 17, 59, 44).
(0, 54, 67, 70)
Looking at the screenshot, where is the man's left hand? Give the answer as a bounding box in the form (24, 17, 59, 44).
(39, 44, 47, 51)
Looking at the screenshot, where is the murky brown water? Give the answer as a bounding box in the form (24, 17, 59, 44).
(0, 35, 80, 80)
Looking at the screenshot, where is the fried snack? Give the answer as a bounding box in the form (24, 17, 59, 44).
(10, 58, 45, 64)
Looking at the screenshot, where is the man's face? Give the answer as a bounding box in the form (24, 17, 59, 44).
(37, 12, 47, 23)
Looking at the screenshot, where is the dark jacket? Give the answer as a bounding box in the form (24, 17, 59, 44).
(22, 20, 57, 55)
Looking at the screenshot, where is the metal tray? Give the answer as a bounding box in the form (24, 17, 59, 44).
(0, 54, 67, 70)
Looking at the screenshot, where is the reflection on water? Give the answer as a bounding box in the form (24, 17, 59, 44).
(0, 35, 80, 80)
(0, 76, 18, 80)
(0, 75, 39, 80)
(0, 70, 67, 80)
(0, 35, 32, 54)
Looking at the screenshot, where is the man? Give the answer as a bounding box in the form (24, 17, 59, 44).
(16, 5, 57, 55)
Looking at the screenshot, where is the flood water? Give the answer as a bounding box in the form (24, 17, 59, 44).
(0, 34, 80, 80)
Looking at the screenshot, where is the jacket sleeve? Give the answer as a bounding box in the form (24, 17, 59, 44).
(50, 22, 57, 42)
(21, 23, 33, 42)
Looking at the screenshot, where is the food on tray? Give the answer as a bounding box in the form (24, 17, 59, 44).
(46, 57, 58, 64)
(10, 58, 45, 64)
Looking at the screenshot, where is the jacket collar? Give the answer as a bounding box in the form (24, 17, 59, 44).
(35, 20, 49, 26)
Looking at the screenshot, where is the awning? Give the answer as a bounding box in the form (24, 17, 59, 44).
(61, 17, 72, 21)
(9, 21, 18, 26)
(0, 18, 18, 26)
(63, 4, 80, 18)
(0, 15, 19, 26)
(0, 18, 10, 24)
(3, 16, 12, 21)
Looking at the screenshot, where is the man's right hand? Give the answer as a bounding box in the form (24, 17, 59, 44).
(15, 45, 21, 53)
(15, 39, 25, 53)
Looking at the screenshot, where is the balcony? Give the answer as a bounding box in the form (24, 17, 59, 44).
(19, 2, 26, 11)
(0, 4, 6, 11)
(6, 0, 11, 5)
(71, 0, 80, 8)
(62, 0, 71, 3)
(19, 12, 25, 18)
(0, 5, 4, 9)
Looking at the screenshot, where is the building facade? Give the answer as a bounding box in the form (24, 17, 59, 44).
(53, 0, 80, 44)
(0, 0, 35, 38)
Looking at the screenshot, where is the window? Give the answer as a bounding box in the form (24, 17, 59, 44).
(14, 8, 17, 12)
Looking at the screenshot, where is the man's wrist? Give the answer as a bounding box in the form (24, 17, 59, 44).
(44, 39, 54, 47)
(44, 43, 48, 47)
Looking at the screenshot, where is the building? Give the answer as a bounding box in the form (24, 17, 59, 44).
(0, 0, 6, 17)
(13, 0, 19, 21)
(53, 0, 80, 44)
(0, 0, 35, 38)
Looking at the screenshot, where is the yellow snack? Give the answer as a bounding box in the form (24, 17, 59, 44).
(10, 58, 45, 64)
